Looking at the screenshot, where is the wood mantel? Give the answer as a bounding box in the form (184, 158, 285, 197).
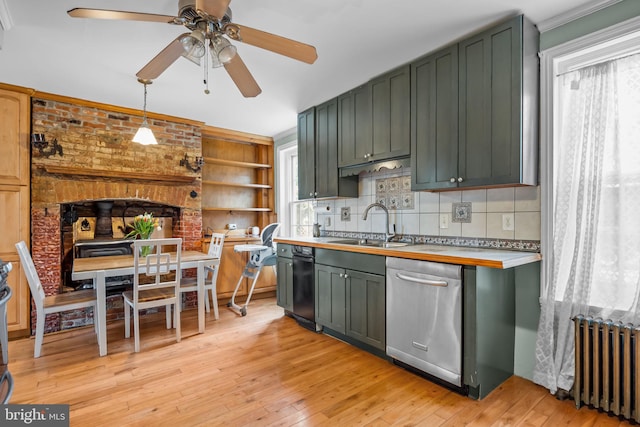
(42, 166, 197, 184)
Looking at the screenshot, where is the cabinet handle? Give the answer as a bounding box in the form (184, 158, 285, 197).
(457, 177, 464, 183)
(339, 273, 343, 278)
(395, 272, 448, 287)
(450, 177, 456, 183)
(344, 274, 349, 279)
(314, 192, 318, 196)
(309, 192, 313, 197)
(288, 263, 292, 267)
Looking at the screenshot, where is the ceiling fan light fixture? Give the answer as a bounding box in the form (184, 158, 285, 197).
(133, 79, 158, 146)
(180, 30, 206, 59)
(211, 34, 237, 64)
(209, 41, 223, 68)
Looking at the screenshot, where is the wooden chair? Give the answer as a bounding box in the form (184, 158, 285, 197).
(179, 233, 224, 320)
(15, 241, 97, 358)
(123, 238, 181, 353)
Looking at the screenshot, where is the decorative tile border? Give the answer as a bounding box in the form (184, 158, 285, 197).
(323, 230, 540, 252)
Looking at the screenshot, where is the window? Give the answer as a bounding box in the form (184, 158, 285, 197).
(277, 141, 314, 238)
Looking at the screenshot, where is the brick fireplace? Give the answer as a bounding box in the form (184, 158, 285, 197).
(30, 94, 204, 334)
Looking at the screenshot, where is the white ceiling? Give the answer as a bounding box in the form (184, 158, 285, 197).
(0, 0, 597, 137)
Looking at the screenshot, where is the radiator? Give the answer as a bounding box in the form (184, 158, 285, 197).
(573, 315, 640, 422)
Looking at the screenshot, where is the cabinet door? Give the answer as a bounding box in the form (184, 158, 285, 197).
(0, 186, 30, 332)
(276, 257, 293, 310)
(315, 264, 346, 333)
(0, 88, 30, 186)
(346, 270, 386, 350)
(371, 65, 410, 162)
(458, 16, 523, 188)
(297, 108, 316, 199)
(338, 85, 372, 167)
(315, 98, 339, 198)
(411, 45, 459, 191)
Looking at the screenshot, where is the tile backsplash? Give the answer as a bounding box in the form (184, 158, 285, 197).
(314, 168, 540, 250)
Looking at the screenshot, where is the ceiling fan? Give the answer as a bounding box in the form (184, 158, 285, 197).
(67, 0, 318, 97)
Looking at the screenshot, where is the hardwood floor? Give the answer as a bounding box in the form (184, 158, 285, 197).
(7, 298, 629, 426)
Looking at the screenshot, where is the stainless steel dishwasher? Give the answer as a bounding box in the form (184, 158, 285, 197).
(386, 257, 463, 388)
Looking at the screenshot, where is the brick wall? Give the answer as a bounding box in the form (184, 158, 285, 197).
(30, 96, 203, 334)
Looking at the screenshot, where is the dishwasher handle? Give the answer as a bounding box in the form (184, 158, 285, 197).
(395, 272, 448, 287)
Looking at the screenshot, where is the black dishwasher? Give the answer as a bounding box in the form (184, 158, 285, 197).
(291, 245, 318, 331)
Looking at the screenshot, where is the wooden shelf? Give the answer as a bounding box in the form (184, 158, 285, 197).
(202, 180, 271, 189)
(203, 157, 271, 169)
(43, 166, 196, 183)
(202, 207, 272, 212)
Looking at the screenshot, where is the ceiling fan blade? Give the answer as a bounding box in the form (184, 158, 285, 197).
(136, 36, 187, 80)
(68, 8, 177, 24)
(224, 54, 262, 98)
(230, 24, 317, 64)
(195, 0, 231, 20)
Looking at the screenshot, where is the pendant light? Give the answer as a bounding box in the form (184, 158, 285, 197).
(132, 78, 158, 145)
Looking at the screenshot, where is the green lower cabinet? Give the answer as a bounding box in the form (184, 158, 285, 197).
(276, 256, 293, 311)
(315, 264, 347, 333)
(345, 270, 386, 351)
(315, 262, 385, 351)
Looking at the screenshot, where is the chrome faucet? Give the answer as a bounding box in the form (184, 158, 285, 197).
(362, 202, 396, 242)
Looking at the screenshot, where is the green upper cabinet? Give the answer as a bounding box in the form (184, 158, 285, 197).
(298, 100, 358, 200)
(338, 66, 411, 168)
(412, 15, 539, 191)
(411, 45, 459, 190)
(297, 107, 316, 200)
(370, 65, 411, 162)
(338, 84, 372, 167)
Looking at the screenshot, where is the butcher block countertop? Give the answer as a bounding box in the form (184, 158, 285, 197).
(274, 237, 541, 269)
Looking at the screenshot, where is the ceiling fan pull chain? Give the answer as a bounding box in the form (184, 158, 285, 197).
(204, 48, 210, 95)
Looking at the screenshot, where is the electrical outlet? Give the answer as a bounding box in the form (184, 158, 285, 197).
(226, 223, 237, 230)
(439, 214, 449, 229)
(502, 214, 514, 231)
(324, 217, 331, 227)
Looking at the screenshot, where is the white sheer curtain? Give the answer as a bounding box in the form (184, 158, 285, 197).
(534, 53, 640, 393)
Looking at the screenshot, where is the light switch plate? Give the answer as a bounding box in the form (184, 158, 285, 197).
(439, 214, 449, 229)
(324, 217, 331, 227)
(502, 214, 514, 231)
(341, 207, 351, 221)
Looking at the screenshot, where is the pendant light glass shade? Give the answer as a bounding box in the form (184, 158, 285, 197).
(133, 80, 158, 145)
(209, 40, 223, 68)
(211, 34, 237, 64)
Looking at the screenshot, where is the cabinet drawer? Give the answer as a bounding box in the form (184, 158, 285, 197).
(276, 244, 293, 258)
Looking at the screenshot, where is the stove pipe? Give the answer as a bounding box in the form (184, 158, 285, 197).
(94, 201, 114, 239)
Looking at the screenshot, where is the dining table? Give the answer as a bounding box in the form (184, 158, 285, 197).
(72, 250, 220, 356)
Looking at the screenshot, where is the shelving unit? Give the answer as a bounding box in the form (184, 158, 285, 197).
(200, 126, 276, 232)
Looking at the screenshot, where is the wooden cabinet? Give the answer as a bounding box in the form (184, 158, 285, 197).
(336, 66, 410, 169)
(315, 264, 346, 333)
(370, 65, 411, 162)
(201, 126, 276, 233)
(345, 270, 385, 350)
(412, 15, 538, 191)
(411, 45, 459, 190)
(297, 108, 316, 200)
(297, 100, 358, 200)
(315, 249, 385, 351)
(0, 85, 31, 335)
(276, 244, 293, 311)
(338, 84, 372, 167)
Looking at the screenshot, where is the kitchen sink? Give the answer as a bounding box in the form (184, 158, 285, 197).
(327, 239, 410, 248)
